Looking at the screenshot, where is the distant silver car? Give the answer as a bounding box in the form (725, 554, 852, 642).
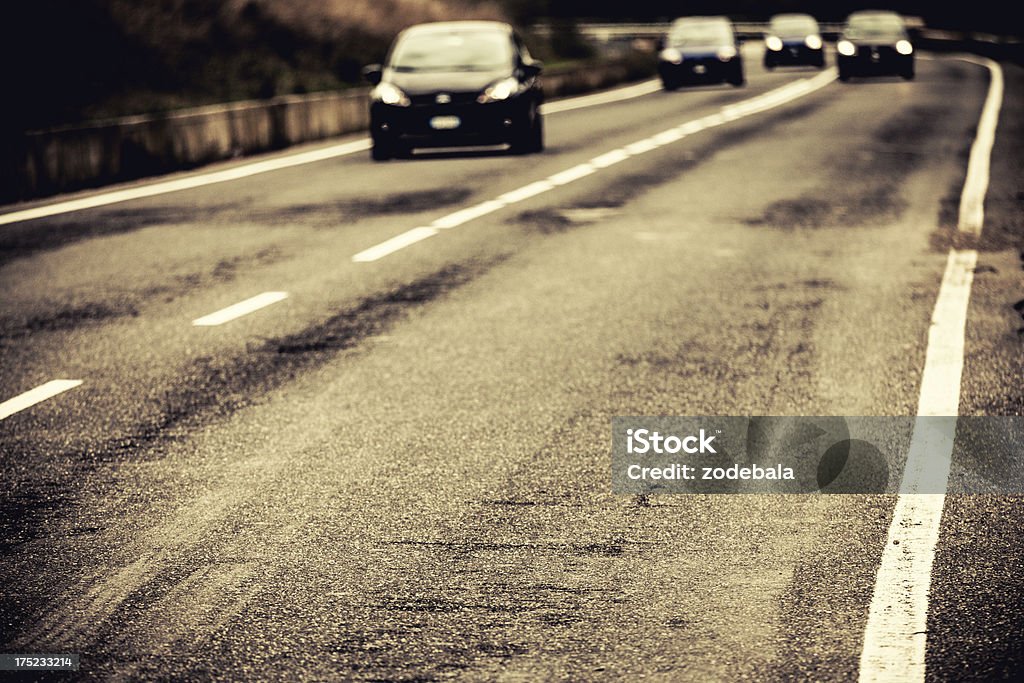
(837, 11, 915, 81)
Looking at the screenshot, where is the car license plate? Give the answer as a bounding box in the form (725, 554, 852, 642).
(693, 64, 707, 74)
(430, 116, 461, 130)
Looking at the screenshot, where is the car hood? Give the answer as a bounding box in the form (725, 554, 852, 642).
(384, 68, 510, 95)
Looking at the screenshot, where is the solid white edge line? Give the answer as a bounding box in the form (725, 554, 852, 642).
(957, 57, 1004, 234)
(192, 291, 289, 326)
(540, 79, 662, 114)
(0, 140, 371, 227)
(858, 251, 977, 683)
(351, 69, 837, 263)
(0, 78, 667, 228)
(859, 53, 1004, 683)
(351, 227, 438, 263)
(0, 379, 84, 421)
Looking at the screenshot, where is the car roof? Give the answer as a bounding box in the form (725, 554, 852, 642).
(398, 21, 512, 36)
(672, 15, 732, 26)
(770, 13, 818, 24)
(847, 10, 904, 22)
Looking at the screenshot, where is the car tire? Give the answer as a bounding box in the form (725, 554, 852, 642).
(661, 77, 678, 91)
(510, 106, 543, 155)
(728, 66, 745, 87)
(901, 67, 915, 80)
(371, 139, 393, 161)
(764, 59, 775, 70)
(838, 68, 851, 82)
(529, 115, 544, 153)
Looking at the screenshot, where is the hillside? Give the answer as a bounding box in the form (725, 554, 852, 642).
(4, 0, 1014, 135)
(2, 0, 505, 133)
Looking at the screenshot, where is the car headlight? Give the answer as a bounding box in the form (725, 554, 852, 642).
(374, 82, 410, 107)
(896, 40, 913, 55)
(765, 36, 783, 51)
(478, 77, 519, 103)
(717, 45, 737, 61)
(805, 35, 823, 50)
(837, 40, 856, 56)
(660, 47, 683, 64)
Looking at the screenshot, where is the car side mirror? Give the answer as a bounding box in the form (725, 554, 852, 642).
(361, 64, 383, 86)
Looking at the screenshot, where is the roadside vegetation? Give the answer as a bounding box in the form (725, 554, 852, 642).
(3, 0, 507, 133)
(8, 0, 1011, 135)
(2, 0, 628, 134)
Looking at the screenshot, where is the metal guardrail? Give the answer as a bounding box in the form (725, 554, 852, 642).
(4, 60, 652, 202)
(538, 22, 840, 41)
(537, 18, 927, 41)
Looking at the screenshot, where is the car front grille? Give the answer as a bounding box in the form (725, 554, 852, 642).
(409, 91, 480, 107)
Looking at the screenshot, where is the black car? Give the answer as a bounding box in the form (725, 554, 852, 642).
(363, 21, 544, 160)
(763, 13, 826, 69)
(836, 11, 914, 81)
(658, 16, 744, 89)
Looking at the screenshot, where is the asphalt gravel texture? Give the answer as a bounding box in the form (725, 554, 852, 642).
(1, 48, 1023, 680)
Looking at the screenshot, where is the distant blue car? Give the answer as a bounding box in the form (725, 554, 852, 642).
(658, 16, 745, 90)
(763, 13, 826, 69)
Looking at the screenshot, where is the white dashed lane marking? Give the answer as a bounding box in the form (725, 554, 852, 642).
(351, 70, 838, 263)
(0, 380, 83, 421)
(192, 291, 289, 327)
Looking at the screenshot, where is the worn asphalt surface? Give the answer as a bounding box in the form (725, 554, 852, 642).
(1, 47, 1022, 680)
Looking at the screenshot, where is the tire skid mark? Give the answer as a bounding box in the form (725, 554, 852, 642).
(15, 490, 238, 649)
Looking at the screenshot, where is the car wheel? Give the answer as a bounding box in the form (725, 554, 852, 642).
(729, 66, 745, 87)
(661, 77, 678, 91)
(370, 139, 393, 161)
(510, 105, 543, 155)
(529, 115, 544, 153)
(838, 68, 851, 82)
(901, 68, 915, 80)
(764, 59, 775, 70)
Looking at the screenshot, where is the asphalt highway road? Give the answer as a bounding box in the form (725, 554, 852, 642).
(1, 47, 1022, 680)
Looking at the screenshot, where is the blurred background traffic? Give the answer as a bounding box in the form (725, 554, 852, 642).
(2, 0, 1019, 136)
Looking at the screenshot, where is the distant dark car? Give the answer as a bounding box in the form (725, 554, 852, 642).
(763, 13, 825, 69)
(836, 11, 914, 81)
(363, 21, 544, 160)
(658, 16, 744, 89)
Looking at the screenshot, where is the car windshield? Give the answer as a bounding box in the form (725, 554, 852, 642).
(770, 16, 818, 38)
(390, 31, 512, 72)
(668, 21, 733, 48)
(845, 15, 906, 40)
